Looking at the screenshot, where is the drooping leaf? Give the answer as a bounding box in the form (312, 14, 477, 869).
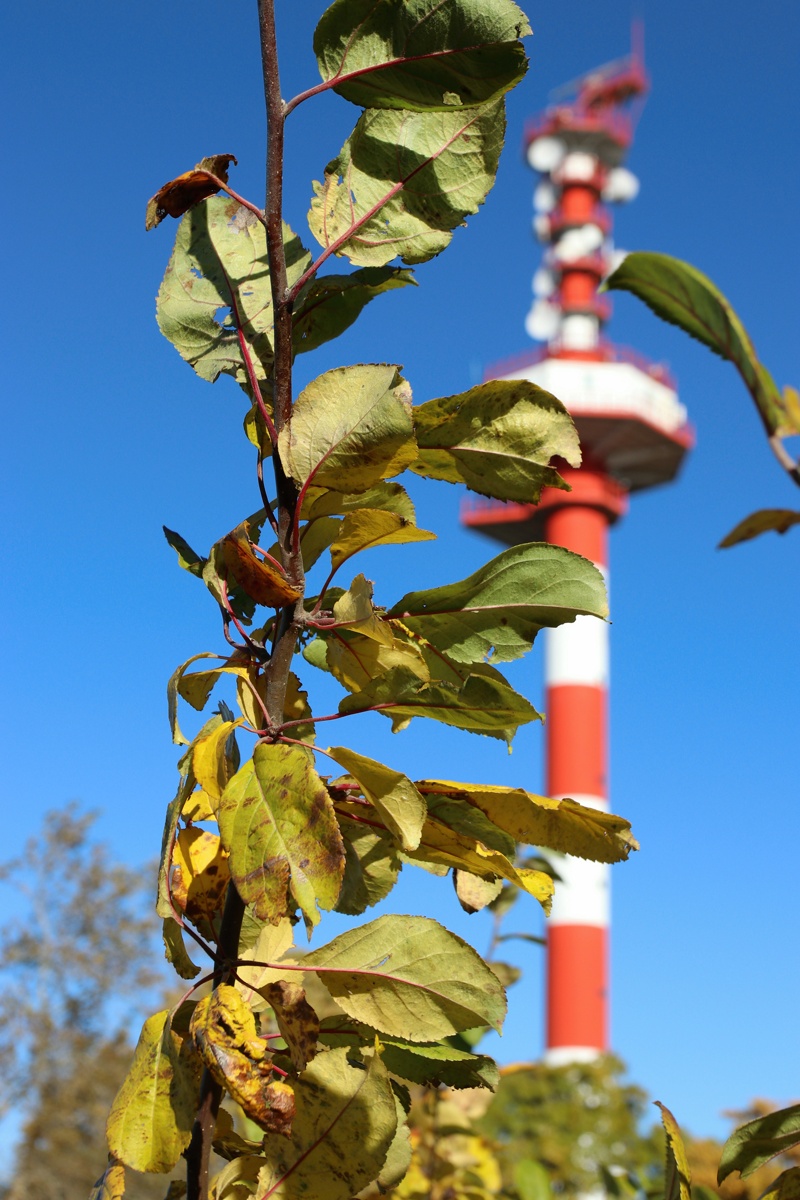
(329, 509, 436, 571)
(718, 508, 800, 548)
(331, 573, 394, 641)
(388, 542, 608, 664)
(256, 1048, 397, 1200)
(338, 664, 540, 744)
(656, 1103, 692, 1200)
(327, 746, 427, 851)
(157, 739, 204, 920)
(718, 1103, 800, 1183)
(293, 267, 416, 355)
(297, 914, 506, 1040)
(88, 1159, 126, 1200)
(163, 525, 206, 577)
(335, 820, 401, 916)
(162, 916, 201, 980)
(306, 624, 428, 695)
(279, 364, 417, 495)
(219, 523, 301, 608)
(167, 652, 225, 746)
(454, 869, 503, 913)
(172, 827, 231, 924)
(375, 1089, 413, 1192)
(604, 252, 789, 438)
(191, 986, 295, 1135)
(308, 101, 506, 268)
(260, 980, 320, 1072)
(146, 154, 238, 229)
(313, 0, 530, 111)
(403, 811, 553, 912)
(157, 197, 310, 384)
(217, 744, 345, 930)
(107, 1011, 201, 1173)
(416, 780, 638, 863)
(410, 379, 580, 502)
(301, 480, 416, 522)
(191, 718, 242, 804)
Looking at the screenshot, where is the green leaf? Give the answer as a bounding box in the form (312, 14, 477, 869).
(279, 364, 417, 494)
(656, 1102, 692, 1200)
(162, 916, 201, 980)
(301, 480, 416, 522)
(218, 744, 345, 930)
(515, 1160, 553, 1200)
(318, 1019, 499, 1089)
(297, 913, 506, 1040)
(415, 780, 638, 863)
(257, 1048, 397, 1200)
(755, 1168, 800, 1200)
(313, 0, 530, 111)
(329, 509, 436, 571)
(106, 1011, 201, 1173)
(718, 1103, 800, 1183)
(388, 542, 608, 664)
(604, 252, 787, 437)
(157, 197, 311, 385)
(308, 100, 506, 268)
(191, 986, 295, 1135)
(293, 267, 416, 355)
(718, 508, 800, 548)
(335, 820, 401, 916)
(163, 526, 206, 577)
(327, 746, 427, 851)
(411, 379, 580, 502)
(338, 664, 540, 744)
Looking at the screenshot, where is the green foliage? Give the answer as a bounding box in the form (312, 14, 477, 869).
(478, 1056, 664, 1198)
(605, 251, 800, 543)
(80, 4, 645, 1198)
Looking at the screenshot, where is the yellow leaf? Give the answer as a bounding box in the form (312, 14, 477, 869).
(191, 986, 295, 1135)
(656, 1102, 692, 1200)
(332, 574, 394, 645)
(322, 623, 429, 694)
(329, 509, 435, 571)
(260, 980, 320, 1072)
(172, 827, 230, 924)
(193, 719, 242, 803)
(416, 780, 637, 864)
(221, 525, 301, 609)
(237, 919, 298, 1009)
(89, 1160, 126, 1200)
(181, 788, 217, 823)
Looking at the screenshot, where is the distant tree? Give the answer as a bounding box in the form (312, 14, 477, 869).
(478, 1055, 664, 1197)
(0, 807, 170, 1200)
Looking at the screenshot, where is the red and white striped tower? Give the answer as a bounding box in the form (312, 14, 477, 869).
(462, 40, 693, 1064)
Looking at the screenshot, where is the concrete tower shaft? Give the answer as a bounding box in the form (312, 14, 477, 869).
(462, 39, 692, 1064)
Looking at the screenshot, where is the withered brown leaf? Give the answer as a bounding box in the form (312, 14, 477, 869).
(145, 154, 238, 230)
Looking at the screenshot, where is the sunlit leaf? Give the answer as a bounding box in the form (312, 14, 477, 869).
(237, 918, 298, 1009)
(313, 0, 530, 110)
(388, 542, 607, 664)
(718, 1103, 800, 1183)
(656, 1103, 692, 1200)
(293, 267, 416, 355)
(192, 718, 242, 803)
(89, 1159, 126, 1200)
(301, 481, 416, 522)
(168, 652, 225, 747)
(415, 780, 638, 863)
(318, 1019, 499, 1090)
(163, 525, 206, 578)
(157, 197, 310, 384)
(338, 664, 540, 744)
(299, 516, 343, 570)
(256, 1048, 397, 1200)
(718, 508, 800, 548)
(107, 1011, 201, 1173)
(279, 364, 416, 495)
(454, 869, 503, 913)
(605, 252, 788, 437)
(411, 379, 579, 502)
(172, 827, 230, 924)
(218, 744, 345, 930)
(308, 101, 505, 268)
(298, 914, 506, 1040)
(327, 746, 427, 851)
(146, 154, 238, 229)
(191, 986, 295, 1135)
(329, 510, 436, 571)
(757, 1168, 800, 1200)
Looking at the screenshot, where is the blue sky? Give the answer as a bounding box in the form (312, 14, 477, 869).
(2, 0, 799, 1146)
